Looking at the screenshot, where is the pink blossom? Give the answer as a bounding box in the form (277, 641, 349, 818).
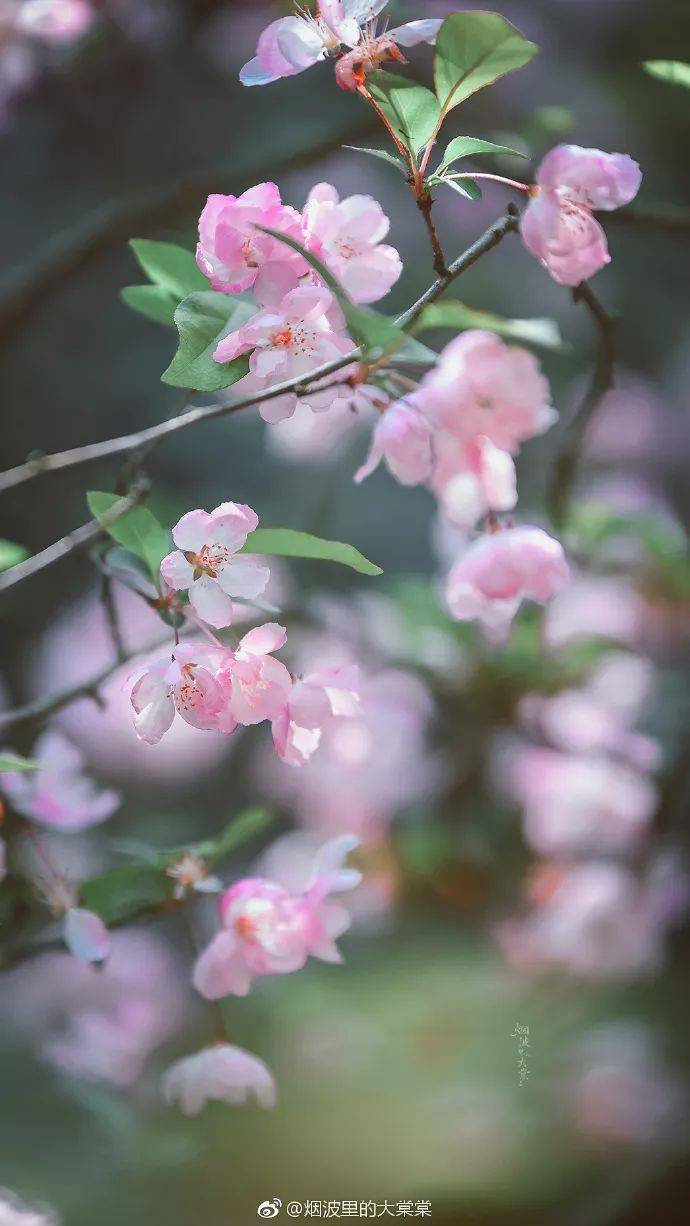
(240, 3, 441, 88)
(431, 434, 517, 527)
(196, 183, 304, 296)
(302, 183, 402, 305)
(160, 501, 269, 628)
(127, 643, 236, 745)
(0, 1190, 58, 1226)
(63, 906, 111, 964)
(192, 834, 361, 999)
(521, 144, 642, 286)
(219, 623, 293, 726)
(354, 400, 433, 486)
(412, 330, 556, 454)
(271, 664, 360, 767)
(215, 285, 353, 424)
(0, 729, 119, 830)
(163, 1043, 276, 1115)
(15, 0, 93, 44)
(165, 852, 222, 901)
(446, 526, 570, 637)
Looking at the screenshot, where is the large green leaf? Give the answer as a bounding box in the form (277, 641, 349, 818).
(241, 528, 382, 576)
(162, 292, 254, 392)
(129, 240, 208, 300)
(434, 12, 537, 117)
(409, 299, 565, 351)
(87, 491, 170, 582)
(367, 71, 441, 155)
(121, 284, 178, 327)
(0, 539, 28, 573)
(435, 135, 525, 175)
(0, 753, 39, 773)
(643, 59, 690, 88)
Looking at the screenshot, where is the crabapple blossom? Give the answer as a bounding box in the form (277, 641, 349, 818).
(0, 1189, 58, 1226)
(127, 643, 236, 744)
(192, 834, 361, 999)
(446, 526, 570, 638)
(239, 2, 441, 89)
(354, 400, 433, 486)
(0, 729, 120, 830)
(219, 623, 293, 726)
(15, 0, 93, 44)
(63, 906, 111, 963)
(431, 434, 517, 527)
(163, 1043, 276, 1115)
(272, 664, 360, 766)
(195, 183, 304, 297)
(214, 285, 353, 424)
(521, 144, 642, 286)
(160, 502, 269, 628)
(165, 853, 222, 901)
(302, 183, 402, 305)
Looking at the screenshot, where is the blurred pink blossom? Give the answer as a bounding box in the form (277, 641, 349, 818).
(271, 663, 360, 767)
(355, 400, 433, 486)
(163, 1043, 276, 1115)
(0, 729, 119, 830)
(0, 1189, 58, 1225)
(15, 0, 93, 44)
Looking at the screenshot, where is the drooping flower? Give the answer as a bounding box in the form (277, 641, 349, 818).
(521, 144, 642, 286)
(162, 1043, 276, 1115)
(192, 834, 361, 999)
(127, 643, 236, 745)
(240, 2, 441, 89)
(272, 664, 361, 767)
(214, 285, 353, 424)
(0, 729, 120, 831)
(431, 434, 517, 527)
(446, 526, 570, 638)
(195, 183, 305, 296)
(354, 400, 433, 486)
(302, 183, 402, 305)
(219, 623, 293, 726)
(15, 0, 93, 44)
(0, 1188, 59, 1226)
(160, 502, 269, 628)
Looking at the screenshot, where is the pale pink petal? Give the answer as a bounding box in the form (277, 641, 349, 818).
(389, 18, 443, 47)
(172, 509, 214, 553)
(64, 908, 111, 963)
(189, 576, 235, 628)
(216, 557, 270, 601)
(238, 623, 287, 658)
(210, 501, 259, 551)
(192, 931, 252, 999)
(160, 550, 195, 592)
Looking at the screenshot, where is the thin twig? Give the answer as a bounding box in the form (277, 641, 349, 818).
(0, 480, 149, 593)
(609, 204, 690, 233)
(416, 188, 449, 277)
(547, 282, 617, 527)
(0, 213, 518, 496)
(98, 569, 127, 665)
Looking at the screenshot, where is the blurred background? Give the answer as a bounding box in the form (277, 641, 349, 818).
(1, 1, 690, 1223)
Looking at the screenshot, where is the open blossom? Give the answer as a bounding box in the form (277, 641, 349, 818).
(193, 835, 361, 999)
(302, 183, 401, 305)
(0, 729, 119, 830)
(163, 1043, 276, 1115)
(355, 400, 433, 487)
(240, 2, 441, 89)
(0, 1189, 58, 1226)
(446, 526, 570, 637)
(214, 285, 353, 424)
(127, 643, 236, 745)
(431, 434, 517, 528)
(15, 0, 93, 44)
(165, 853, 222, 901)
(160, 502, 269, 628)
(521, 144, 642, 286)
(219, 623, 293, 726)
(195, 182, 304, 296)
(272, 664, 360, 767)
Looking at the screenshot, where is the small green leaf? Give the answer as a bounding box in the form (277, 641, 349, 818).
(87, 491, 170, 582)
(242, 528, 382, 577)
(367, 71, 441, 154)
(121, 284, 178, 327)
(162, 292, 254, 392)
(436, 135, 525, 175)
(343, 145, 408, 173)
(183, 808, 272, 867)
(434, 12, 538, 117)
(410, 299, 565, 352)
(129, 240, 208, 300)
(643, 60, 690, 88)
(433, 176, 482, 201)
(0, 753, 40, 773)
(0, 539, 29, 573)
(80, 863, 173, 926)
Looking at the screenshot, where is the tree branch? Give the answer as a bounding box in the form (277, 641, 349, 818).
(547, 282, 617, 527)
(609, 204, 690, 233)
(0, 211, 518, 497)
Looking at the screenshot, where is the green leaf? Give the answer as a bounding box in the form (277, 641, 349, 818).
(0, 753, 40, 773)
(433, 176, 482, 201)
(129, 240, 208, 300)
(162, 292, 255, 392)
(434, 12, 538, 117)
(87, 491, 170, 582)
(80, 862, 173, 926)
(183, 808, 272, 867)
(367, 71, 441, 155)
(241, 528, 382, 576)
(409, 299, 565, 351)
(0, 539, 29, 573)
(643, 59, 690, 88)
(436, 135, 525, 175)
(343, 145, 408, 173)
(121, 284, 178, 327)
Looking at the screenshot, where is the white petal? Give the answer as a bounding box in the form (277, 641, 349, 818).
(64, 908, 111, 963)
(389, 19, 443, 47)
(160, 550, 195, 591)
(189, 576, 235, 628)
(217, 557, 270, 601)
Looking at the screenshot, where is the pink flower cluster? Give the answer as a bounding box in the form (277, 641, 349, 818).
(0, 729, 120, 831)
(196, 180, 401, 423)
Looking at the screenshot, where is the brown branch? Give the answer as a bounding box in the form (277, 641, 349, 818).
(0, 212, 518, 498)
(609, 204, 690, 233)
(416, 187, 449, 277)
(547, 282, 617, 527)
